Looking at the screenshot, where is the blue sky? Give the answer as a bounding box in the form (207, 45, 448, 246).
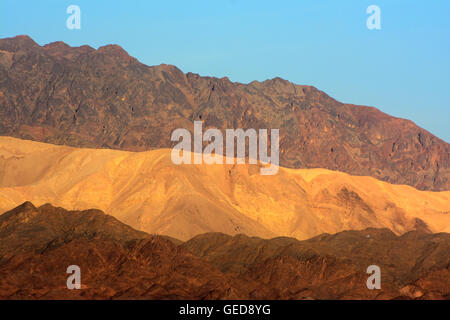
(1, 0, 449, 142)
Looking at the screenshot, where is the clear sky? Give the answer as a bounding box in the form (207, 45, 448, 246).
(1, 0, 449, 142)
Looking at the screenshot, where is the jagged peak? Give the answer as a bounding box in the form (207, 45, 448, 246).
(16, 201, 37, 211)
(12, 35, 35, 41)
(155, 63, 185, 73)
(43, 41, 94, 53)
(97, 44, 130, 57)
(0, 34, 40, 52)
(0, 201, 38, 223)
(44, 41, 71, 50)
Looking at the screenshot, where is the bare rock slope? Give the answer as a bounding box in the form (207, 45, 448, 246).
(0, 35, 448, 190)
(0, 202, 448, 300)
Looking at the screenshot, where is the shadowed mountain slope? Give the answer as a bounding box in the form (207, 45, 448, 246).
(0, 201, 148, 264)
(182, 229, 450, 299)
(0, 203, 448, 300)
(0, 35, 448, 191)
(0, 202, 252, 299)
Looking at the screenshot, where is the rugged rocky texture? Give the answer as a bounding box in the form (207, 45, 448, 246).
(0, 137, 449, 241)
(0, 203, 448, 300)
(0, 202, 253, 299)
(182, 229, 450, 299)
(0, 201, 148, 264)
(0, 35, 448, 191)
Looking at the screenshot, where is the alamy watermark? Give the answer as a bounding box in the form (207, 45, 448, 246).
(66, 265, 81, 289)
(66, 5, 81, 30)
(171, 121, 279, 175)
(366, 265, 381, 290)
(366, 5, 381, 30)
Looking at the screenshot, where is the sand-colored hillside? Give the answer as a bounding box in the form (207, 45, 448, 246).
(0, 136, 449, 241)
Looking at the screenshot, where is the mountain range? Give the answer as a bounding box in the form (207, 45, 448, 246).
(0, 34, 448, 300)
(0, 35, 448, 191)
(0, 136, 448, 241)
(0, 202, 448, 300)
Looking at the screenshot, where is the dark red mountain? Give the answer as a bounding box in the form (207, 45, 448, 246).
(0, 35, 448, 190)
(0, 203, 448, 300)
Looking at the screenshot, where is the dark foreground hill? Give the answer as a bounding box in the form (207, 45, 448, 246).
(0, 35, 449, 191)
(0, 203, 448, 299)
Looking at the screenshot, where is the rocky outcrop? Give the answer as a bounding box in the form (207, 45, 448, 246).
(0, 35, 448, 190)
(0, 203, 448, 300)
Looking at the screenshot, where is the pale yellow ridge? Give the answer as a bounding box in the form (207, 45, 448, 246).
(0, 136, 448, 241)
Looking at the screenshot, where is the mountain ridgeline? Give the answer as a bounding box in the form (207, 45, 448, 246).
(0, 136, 449, 242)
(0, 35, 449, 190)
(0, 202, 448, 300)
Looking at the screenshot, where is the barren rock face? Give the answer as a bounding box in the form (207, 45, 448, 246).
(0, 203, 448, 300)
(182, 230, 450, 300)
(0, 35, 448, 191)
(0, 203, 247, 300)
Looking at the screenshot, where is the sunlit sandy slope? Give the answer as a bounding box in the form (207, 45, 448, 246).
(0, 136, 449, 241)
